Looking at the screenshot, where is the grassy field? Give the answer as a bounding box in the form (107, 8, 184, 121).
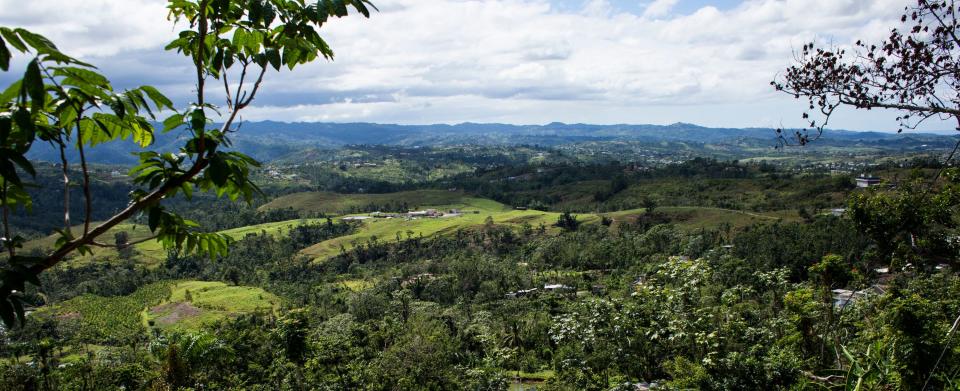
(145, 281, 279, 332)
(133, 218, 329, 258)
(259, 189, 504, 215)
(18, 222, 165, 268)
(339, 279, 376, 291)
(17, 218, 330, 269)
(300, 207, 599, 263)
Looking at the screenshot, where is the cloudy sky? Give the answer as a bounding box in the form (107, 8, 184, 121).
(0, 0, 946, 131)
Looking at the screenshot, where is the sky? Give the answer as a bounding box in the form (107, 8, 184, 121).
(0, 0, 949, 132)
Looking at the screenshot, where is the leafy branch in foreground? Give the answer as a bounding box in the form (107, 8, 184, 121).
(0, 0, 376, 328)
(773, 0, 960, 146)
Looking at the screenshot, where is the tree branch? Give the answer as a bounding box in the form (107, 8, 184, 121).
(26, 0, 248, 278)
(30, 156, 210, 274)
(90, 234, 157, 248)
(1, 180, 12, 258)
(222, 70, 232, 110)
(57, 139, 71, 232)
(196, 0, 209, 155)
(75, 117, 92, 236)
(237, 66, 267, 109)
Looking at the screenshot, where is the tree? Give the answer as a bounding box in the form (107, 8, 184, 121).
(0, 0, 377, 327)
(773, 0, 960, 145)
(114, 231, 134, 260)
(555, 211, 579, 232)
(642, 197, 657, 214)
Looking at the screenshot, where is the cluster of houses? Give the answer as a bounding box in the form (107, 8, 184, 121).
(377, 208, 465, 219)
(342, 208, 469, 221)
(832, 263, 951, 309)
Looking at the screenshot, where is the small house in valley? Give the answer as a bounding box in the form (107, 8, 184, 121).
(855, 174, 881, 188)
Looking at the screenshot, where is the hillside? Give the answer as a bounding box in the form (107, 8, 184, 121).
(18, 190, 806, 268)
(259, 190, 506, 215)
(25, 120, 960, 164)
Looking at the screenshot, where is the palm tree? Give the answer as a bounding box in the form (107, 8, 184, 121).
(150, 331, 235, 388)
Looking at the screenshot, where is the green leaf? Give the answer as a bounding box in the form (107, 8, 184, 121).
(23, 58, 45, 106)
(181, 182, 194, 199)
(7, 153, 35, 178)
(207, 153, 229, 186)
(0, 158, 21, 187)
(163, 113, 185, 132)
(248, 0, 263, 25)
(53, 66, 109, 87)
(0, 39, 10, 72)
(15, 28, 58, 54)
(0, 299, 15, 328)
(137, 85, 173, 110)
(0, 28, 27, 52)
(190, 107, 206, 132)
(53, 228, 74, 248)
(266, 48, 281, 71)
(0, 80, 21, 103)
(232, 28, 248, 53)
(148, 206, 162, 232)
(0, 183, 33, 212)
(11, 108, 35, 146)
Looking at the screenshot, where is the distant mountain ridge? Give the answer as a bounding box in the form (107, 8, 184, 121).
(27, 121, 959, 164)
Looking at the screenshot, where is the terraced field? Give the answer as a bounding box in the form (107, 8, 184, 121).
(144, 281, 279, 331)
(45, 281, 172, 342)
(38, 280, 279, 341)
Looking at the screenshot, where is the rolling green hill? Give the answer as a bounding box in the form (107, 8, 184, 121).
(603, 206, 799, 231)
(301, 208, 595, 263)
(259, 190, 506, 215)
(17, 191, 802, 268)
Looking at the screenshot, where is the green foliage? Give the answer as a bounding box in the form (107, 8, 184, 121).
(48, 281, 170, 343)
(149, 331, 235, 388)
(0, 0, 376, 328)
(809, 254, 852, 289)
(555, 211, 579, 231)
(848, 174, 960, 270)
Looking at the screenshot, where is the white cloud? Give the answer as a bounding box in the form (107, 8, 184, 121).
(0, 0, 943, 131)
(643, 0, 679, 18)
(0, 0, 173, 58)
(582, 0, 614, 17)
